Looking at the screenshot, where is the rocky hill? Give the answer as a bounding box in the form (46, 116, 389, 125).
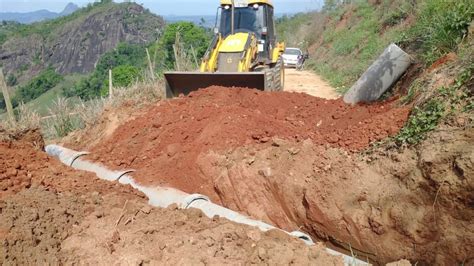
(0, 1, 165, 85)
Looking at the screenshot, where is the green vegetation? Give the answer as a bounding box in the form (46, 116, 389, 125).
(395, 99, 445, 145)
(276, 12, 316, 48)
(151, 22, 211, 69)
(0, 31, 7, 46)
(13, 68, 63, 106)
(65, 22, 211, 100)
(64, 43, 147, 99)
(396, 65, 473, 145)
(0, 94, 5, 112)
(108, 65, 141, 88)
(287, 1, 412, 93)
(25, 74, 86, 116)
(406, 0, 474, 65)
(0, 0, 120, 40)
(6, 74, 17, 87)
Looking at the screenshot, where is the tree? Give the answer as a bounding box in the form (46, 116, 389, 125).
(155, 22, 211, 69)
(107, 65, 141, 88)
(13, 68, 63, 105)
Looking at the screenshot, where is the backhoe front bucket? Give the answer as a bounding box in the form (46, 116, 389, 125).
(164, 72, 266, 98)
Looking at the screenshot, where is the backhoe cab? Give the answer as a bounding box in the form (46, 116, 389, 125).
(164, 0, 285, 98)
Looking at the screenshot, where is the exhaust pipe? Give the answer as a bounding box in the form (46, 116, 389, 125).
(45, 144, 369, 265)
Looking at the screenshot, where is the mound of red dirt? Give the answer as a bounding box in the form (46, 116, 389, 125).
(91, 86, 410, 194)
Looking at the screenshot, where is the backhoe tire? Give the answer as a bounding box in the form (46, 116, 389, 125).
(264, 69, 274, 92)
(272, 57, 285, 92)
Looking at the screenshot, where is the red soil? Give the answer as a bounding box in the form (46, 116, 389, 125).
(0, 129, 142, 200)
(91, 87, 410, 197)
(1, 130, 342, 265)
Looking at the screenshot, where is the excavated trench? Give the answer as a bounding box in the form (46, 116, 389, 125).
(81, 86, 473, 264)
(81, 87, 404, 263)
(0, 129, 347, 265)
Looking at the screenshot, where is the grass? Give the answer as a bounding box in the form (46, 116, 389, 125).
(26, 74, 86, 116)
(301, 1, 410, 92)
(406, 0, 474, 65)
(1, 78, 164, 140)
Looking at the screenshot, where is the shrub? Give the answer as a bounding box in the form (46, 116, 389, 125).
(13, 68, 63, 105)
(110, 65, 141, 88)
(6, 74, 17, 87)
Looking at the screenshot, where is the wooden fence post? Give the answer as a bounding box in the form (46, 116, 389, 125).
(109, 69, 113, 99)
(145, 48, 155, 81)
(0, 68, 15, 122)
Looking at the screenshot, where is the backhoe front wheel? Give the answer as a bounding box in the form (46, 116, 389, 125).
(263, 57, 285, 92)
(272, 56, 285, 92)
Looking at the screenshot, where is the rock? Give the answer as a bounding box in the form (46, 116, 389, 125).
(271, 137, 286, 147)
(327, 135, 340, 144)
(174, 220, 185, 226)
(258, 167, 272, 177)
(258, 247, 267, 260)
(288, 147, 300, 155)
(5, 169, 18, 178)
(140, 206, 153, 214)
(246, 157, 256, 165)
(0, 3, 165, 82)
(246, 229, 262, 242)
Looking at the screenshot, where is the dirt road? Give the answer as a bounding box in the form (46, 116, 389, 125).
(284, 68, 340, 99)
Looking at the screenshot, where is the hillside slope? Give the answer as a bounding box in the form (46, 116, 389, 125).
(278, 0, 473, 93)
(0, 1, 165, 84)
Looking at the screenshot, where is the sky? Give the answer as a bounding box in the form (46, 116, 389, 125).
(0, 0, 324, 16)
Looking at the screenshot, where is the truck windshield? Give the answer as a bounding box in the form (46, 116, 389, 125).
(220, 6, 264, 37)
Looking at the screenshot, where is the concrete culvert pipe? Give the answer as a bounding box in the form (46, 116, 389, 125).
(45, 144, 369, 265)
(344, 43, 412, 104)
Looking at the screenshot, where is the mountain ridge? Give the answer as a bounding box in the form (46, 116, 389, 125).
(0, 3, 80, 24)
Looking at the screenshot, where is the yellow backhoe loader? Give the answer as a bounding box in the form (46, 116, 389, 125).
(164, 0, 285, 98)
